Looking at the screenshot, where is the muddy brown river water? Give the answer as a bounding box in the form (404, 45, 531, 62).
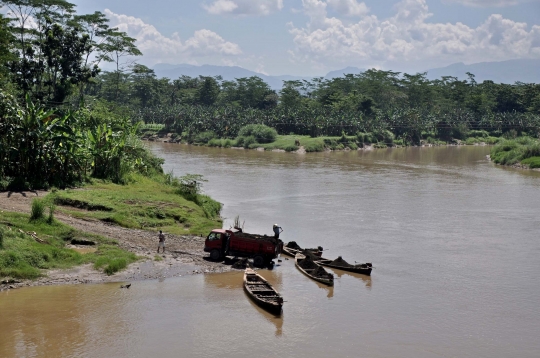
(2, 145, 540, 358)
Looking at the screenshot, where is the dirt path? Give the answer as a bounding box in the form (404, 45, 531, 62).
(0, 191, 233, 291)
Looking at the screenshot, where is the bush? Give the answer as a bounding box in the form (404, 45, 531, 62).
(304, 143, 324, 152)
(521, 156, 540, 168)
(242, 135, 257, 148)
(104, 258, 127, 275)
(469, 130, 489, 138)
(238, 124, 277, 143)
(194, 131, 217, 144)
(357, 132, 375, 144)
(223, 139, 232, 148)
(284, 145, 299, 152)
(0, 227, 4, 249)
(348, 143, 358, 150)
(47, 204, 56, 224)
(30, 199, 45, 221)
(374, 130, 394, 145)
(235, 136, 244, 147)
(207, 138, 222, 147)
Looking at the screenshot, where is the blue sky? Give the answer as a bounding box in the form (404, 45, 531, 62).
(71, 0, 540, 75)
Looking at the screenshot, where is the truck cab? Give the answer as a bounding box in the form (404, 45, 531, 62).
(204, 228, 282, 267)
(204, 229, 228, 260)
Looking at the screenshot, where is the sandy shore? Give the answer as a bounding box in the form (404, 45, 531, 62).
(0, 191, 233, 291)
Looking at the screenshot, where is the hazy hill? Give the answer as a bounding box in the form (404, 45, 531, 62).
(153, 64, 304, 90)
(152, 60, 539, 89)
(426, 59, 540, 83)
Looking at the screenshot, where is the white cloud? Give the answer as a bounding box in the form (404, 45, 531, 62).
(327, 0, 369, 17)
(443, 0, 538, 7)
(288, 0, 540, 70)
(203, 0, 284, 16)
(104, 9, 242, 65)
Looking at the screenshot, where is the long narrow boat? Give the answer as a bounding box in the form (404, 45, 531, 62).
(315, 256, 373, 276)
(294, 253, 334, 286)
(243, 268, 283, 315)
(282, 242, 323, 258)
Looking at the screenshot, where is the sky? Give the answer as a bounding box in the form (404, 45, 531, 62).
(68, 1, 540, 75)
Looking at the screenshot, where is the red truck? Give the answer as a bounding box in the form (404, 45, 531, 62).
(204, 229, 283, 267)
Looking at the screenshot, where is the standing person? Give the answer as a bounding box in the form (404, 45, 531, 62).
(273, 224, 283, 239)
(157, 230, 166, 253)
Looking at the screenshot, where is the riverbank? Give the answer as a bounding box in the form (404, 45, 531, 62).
(143, 132, 497, 153)
(0, 177, 230, 292)
(490, 137, 540, 169)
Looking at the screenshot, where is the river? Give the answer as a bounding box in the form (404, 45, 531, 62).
(1, 145, 539, 358)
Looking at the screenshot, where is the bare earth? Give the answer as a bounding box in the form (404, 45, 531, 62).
(0, 191, 232, 291)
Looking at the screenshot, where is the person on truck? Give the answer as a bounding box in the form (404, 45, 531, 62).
(273, 224, 283, 239)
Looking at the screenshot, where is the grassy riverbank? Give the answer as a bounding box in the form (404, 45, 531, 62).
(0, 212, 137, 279)
(0, 173, 222, 281)
(143, 125, 504, 152)
(491, 137, 540, 168)
(50, 174, 222, 236)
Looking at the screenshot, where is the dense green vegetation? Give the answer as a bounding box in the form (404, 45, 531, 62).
(491, 137, 540, 168)
(100, 70, 539, 147)
(0, 1, 223, 280)
(0, 211, 137, 279)
(51, 174, 222, 235)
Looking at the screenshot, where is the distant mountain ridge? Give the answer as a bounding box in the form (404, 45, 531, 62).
(152, 59, 540, 89)
(425, 59, 540, 83)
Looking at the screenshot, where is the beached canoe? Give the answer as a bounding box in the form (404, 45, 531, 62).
(294, 253, 334, 286)
(315, 256, 372, 276)
(243, 268, 283, 314)
(282, 242, 323, 257)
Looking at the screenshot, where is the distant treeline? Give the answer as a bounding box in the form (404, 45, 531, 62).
(1, 1, 540, 191)
(87, 66, 540, 142)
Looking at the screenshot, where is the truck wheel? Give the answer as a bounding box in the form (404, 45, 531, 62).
(253, 255, 264, 268)
(210, 249, 221, 261)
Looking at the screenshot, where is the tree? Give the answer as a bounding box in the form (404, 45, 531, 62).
(101, 31, 142, 100)
(196, 76, 220, 106)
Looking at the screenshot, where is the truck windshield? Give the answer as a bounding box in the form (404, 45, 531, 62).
(207, 232, 220, 241)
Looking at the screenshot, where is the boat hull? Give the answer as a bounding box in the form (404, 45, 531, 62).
(243, 269, 283, 315)
(317, 260, 372, 276)
(294, 254, 334, 286)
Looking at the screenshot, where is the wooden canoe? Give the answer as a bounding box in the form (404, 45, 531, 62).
(315, 257, 372, 276)
(243, 268, 283, 314)
(282, 244, 322, 258)
(294, 253, 334, 286)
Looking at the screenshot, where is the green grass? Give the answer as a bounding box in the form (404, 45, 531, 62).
(491, 137, 540, 166)
(520, 156, 540, 168)
(0, 212, 138, 279)
(50, 174, 222, 236)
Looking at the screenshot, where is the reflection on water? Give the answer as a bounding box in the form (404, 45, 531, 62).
(331, 269, 372, 289)
(2, 145, 540, 358)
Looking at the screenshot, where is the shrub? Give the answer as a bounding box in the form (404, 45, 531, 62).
(374, 130, 394, 145)
(223, 139, 232, 148)
(208, 138, 222, 147)
(357, 132, 375, 144)
(0, 227, 4, 249)
(47, 204, 56, 224)
(104, 258, 127, 275)
(304, 143, 324, 152)
(242, 135, 257, 148)
(238, 124, 277, 143)
(284, 145, 299, 152)
(348, 143, 358, 150)
(521, 156, 540, 168)
(194, 131, 217, 144)
(30, 199, 45, 221)
(469, 130, 489, 138)
(235, 136, 245, 147)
